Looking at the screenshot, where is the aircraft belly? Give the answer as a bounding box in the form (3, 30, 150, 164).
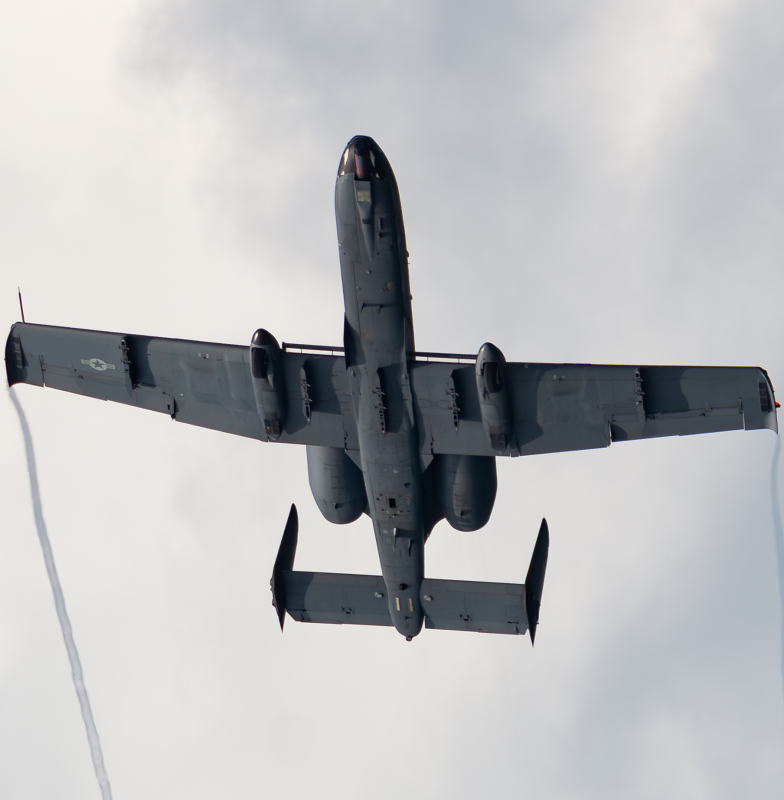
(353, 362, 424, 637)
(336, 170, 413, 363)
(335, 159, 425, 636)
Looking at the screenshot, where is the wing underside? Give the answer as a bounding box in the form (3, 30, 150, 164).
(411, 359, 777, 457)
(6, 322, 353, 447)
(7, 323, 776, 458)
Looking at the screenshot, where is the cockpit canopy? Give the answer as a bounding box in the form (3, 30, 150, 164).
(337, 135, 387, 180)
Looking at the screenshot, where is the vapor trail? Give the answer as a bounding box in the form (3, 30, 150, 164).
(9, 388, 113, 800)
(771, 436, 784, 705)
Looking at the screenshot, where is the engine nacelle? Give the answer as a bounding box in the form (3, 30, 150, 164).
(306, 446, 368, 524)
(250, 329, 287, 441)
(434, 454, 497, 532)
(475, 342, 512, 453)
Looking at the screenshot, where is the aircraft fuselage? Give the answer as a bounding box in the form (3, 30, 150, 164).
(335, 136, 424, 638)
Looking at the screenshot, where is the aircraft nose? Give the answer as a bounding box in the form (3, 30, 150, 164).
(337, 135, 385, 179)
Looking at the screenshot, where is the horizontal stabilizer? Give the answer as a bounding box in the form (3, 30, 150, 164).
(277, 571, 534, 636)
(282, 571, 393, 627)
(420, 577, 527, 634)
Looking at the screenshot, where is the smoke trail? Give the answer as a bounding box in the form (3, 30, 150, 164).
(771, 436, 784, 704)
(9, 388, 113, 800)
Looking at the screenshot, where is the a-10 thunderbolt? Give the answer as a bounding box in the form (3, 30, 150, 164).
(6, 136, 778, 643)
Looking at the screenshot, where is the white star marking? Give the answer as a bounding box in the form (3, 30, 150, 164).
(80, 358, 116, 372)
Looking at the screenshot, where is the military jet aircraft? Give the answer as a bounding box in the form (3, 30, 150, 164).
(6, 136, 778, 642)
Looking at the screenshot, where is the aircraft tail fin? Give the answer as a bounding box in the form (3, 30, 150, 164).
(525, 518, 549, 645)
(270, 504, 298, 630)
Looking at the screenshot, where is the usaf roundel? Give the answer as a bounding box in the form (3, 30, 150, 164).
(81, 358, 116, 372)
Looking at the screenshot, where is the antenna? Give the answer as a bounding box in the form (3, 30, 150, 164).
(18, 287, 25, 323)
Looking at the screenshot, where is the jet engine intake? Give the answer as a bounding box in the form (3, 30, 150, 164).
(250, 329, 287, 441)
(476, 342, 513, 453)
(306, 446, 368, 524)
(434, 454, 497, 532)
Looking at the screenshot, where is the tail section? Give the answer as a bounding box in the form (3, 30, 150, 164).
(270, 508, 549, 641)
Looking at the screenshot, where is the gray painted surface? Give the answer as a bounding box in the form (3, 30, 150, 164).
(4, 136, 777, 641)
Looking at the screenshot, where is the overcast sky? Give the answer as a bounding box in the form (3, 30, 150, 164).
(2, 2, 784, 798)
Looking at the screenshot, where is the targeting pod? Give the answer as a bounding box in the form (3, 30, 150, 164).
(475, 342, 512, 454)
(250, 329, 287, 441)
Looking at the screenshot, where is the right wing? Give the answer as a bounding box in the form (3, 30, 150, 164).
(6, 323, 356, 448)
(411, 359, 777, 457)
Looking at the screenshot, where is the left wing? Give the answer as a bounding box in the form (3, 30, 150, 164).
(411, 359, 777, 457)
(6, 323, 355, 447)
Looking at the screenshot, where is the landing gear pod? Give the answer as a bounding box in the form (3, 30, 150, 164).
(250, 329, 287, 441)
(476, 343, 513, 454)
